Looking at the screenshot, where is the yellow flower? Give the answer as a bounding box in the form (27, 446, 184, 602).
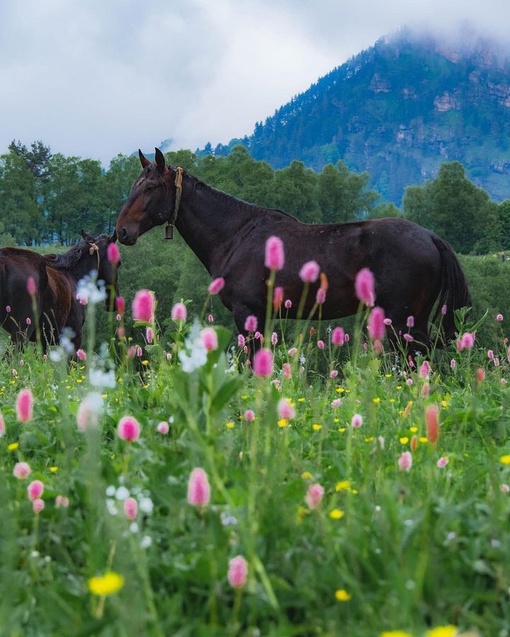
(49, 466, 58, 473)
(225, 421, 235, 429)
(297, 397, 305, 403)
(141, 360, 149, 366)
(380, 632, 413, 637)
(364, 436, 374, 443)
(329, 508, 345, 520)
(296, 506, 310, 522)
(88, 571, 125, 596)
(419, 436, 428, 443)
(7, 442, 19, 452)
(500, 455, 510, 465)
(277, 419, 288, 428)
(399, 437, 409, 444)
(334, 589, 351, 602)
(373, 397, 381, 404)
(335, 480, 351, 492)
(409, 426, 418, 433)
(441, 400, 449, 408)
(336, 387, 345, 393)
(425, 626, 458, 637)
(338, 427, 346, 433)
(385, 373, 392, 378)
(301, 471, 313, 480)
(312, 423, 322, 432)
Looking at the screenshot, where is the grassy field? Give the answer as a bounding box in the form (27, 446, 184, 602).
(0, 275, 509, 637)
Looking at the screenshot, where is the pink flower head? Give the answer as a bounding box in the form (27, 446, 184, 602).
(419, 360, 431, 378)
(425, 404, 439, 444)
(437, 456, 449, 468)
(228, 555, 249, 589)
(244, 409, 255, 422)
(200, 327, 218, 351)
(171, 302, 187, 322)
(27, 479, 44, 501)
(244, 315, 258, 332)
(316, 287, 326, 304)
(351, 414, 363, 428)
(116, 296, 125, 314)
(284, 299, 292, 309)
(457, 331, 476, 352)
(398, 451, 413, 472)
(55, 495, 70, 508)
(146, 327, 154, 344)
(317, 339, 325, 350)
(265, 236, 285, 271)
(157, 421, 170, 434)
(282, 362, 292, 379)
(496, 313, 504, 322)
(13, 462, 32, 479)
(76, 392, 103, 431)
(76, 348, 87, 361)
(305, 483, 325, 509)
(16, 388, 34, 423)
(32, 498, 45, 514)
(331, 326, 345, 347)
(406, 315, 415, 329)
(299, 260, 320, 283)
(476, 367, 486, 383)
(208, 277, 225, 295)
(237, 334, 246, 348)
(278, 397, 295, 421)
(26, 276, 36, 296)
(252, 348, 273, 378)
(273, 286, 284, 310)
(187, 467, 211, 507)
(354, 268, 375, 307)
(271, 332, 278, 346)
(132, 289, 155, 323)
(367, 306, 385, 341)
(117, 415, 141, 442)
(123, 497, 138, 520)
(0, 413, 5, 437)
(107, 242, 121, 265)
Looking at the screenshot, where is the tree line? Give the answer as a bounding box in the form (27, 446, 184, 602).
(2, 140, 509, 255)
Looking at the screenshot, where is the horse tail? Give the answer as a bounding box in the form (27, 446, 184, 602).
(431, 235, 472, 343)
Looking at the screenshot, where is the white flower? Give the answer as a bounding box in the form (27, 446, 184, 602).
(138, 496, 154, 515)
(115, 486, 130, 501)
(140, 535, 152, 549)
(178, 321, 208, 373)
(89, 368, 116, 388)
(76, 272, 106, 306)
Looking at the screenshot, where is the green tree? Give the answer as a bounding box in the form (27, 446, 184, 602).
(271, 161, 320, 222)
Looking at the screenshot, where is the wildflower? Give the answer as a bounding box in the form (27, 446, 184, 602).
(200, 327, 218, 351)
(299, 260, 320, 283)
(331, 326, 345, 346)
(76, 348, 87, 361)
(380, 632, 413, 637)
(419, 360, 431, 378)
(312, 423, 322, 432)
(207, 277, 225, 295)
(277, 398, 295, 420)
(406, 315, 414, 329)
(26, 276, 36, 296)
(500, 455, 510, 465)
(265, 236, 285, 271)
(107, 242, 121, 265)
(368, 306, 385, 341)
(117, 416, 141, 442)
(87, 571, 125, 596)
(351, 414, 363, 428)
(331, 398, 341, 408)
(329, 508, 345, 520)
(55, 495, 69, 508)
(496, 313, 504, 321)
(282, 362, 291, 379)
(187, 467, 211, 507)
(116, 296, 125, 314)
(316, 287, 326, 304)
(425, 404, 440, 445)
(273, 286, 284, 310)
(227, 555, 249, 589)
(476, 368, 485, 382)
(284, 299, 292, 309)
(457, 332, 475, 352)
(13, 462, 32, 479)
(89, 368, 116, 388)
(437, 456, 449, 468)
(16, 388, 34, 423)
(132, 289, 155, 323)
(123, 497, 138, 520)
(77, 392, 104, 431)
(244, 315, 258, 332)
(330, 369, 339, 378)
(237, 334, 246, 348)
(410, 435, 418, 451)
(179, 324, 208, 372)
(157, 421, 169, 434)
(398, 451, 413, 472)
(244, 409, 255, 422)
(354, 268, 375, 307)
(317, 339, 325, 350)
(32, 498, 45, 514)
(0, 413, 5, 437)
(425, 626, 457, 637)
(271, 331, 278, 346)
(501, 483, 510, 493)
(76, 274, 106, 305)
(27, 480, 44, 501)
(7, 442, 19, 452)
(335, 480, 351, 492)
(253, 348, 273, 378)
(334, 589, 351, 602)
(170, 303, 188, 321)
(305, 483, 324, 509)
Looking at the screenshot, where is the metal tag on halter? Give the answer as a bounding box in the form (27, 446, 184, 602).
(164, 224, 174, 240)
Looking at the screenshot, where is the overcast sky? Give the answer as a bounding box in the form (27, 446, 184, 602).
(1, 0, 509, 168)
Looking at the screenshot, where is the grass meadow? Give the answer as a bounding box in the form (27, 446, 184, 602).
(0, 266, 509, 637)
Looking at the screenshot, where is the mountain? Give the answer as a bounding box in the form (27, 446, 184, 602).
(192, 26, 510, 205)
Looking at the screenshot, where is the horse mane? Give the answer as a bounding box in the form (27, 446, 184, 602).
(44, 235, 108, 270)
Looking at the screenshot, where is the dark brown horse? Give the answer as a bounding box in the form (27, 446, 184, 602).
(116, 149, 471, 349)
(0, 231, 119, 352)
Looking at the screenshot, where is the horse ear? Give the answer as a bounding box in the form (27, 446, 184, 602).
(81, 229, 94, 243)
(154, 148, 166, 173)
(139, 150, 151, 168)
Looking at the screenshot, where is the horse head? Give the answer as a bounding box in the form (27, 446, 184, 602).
(80, 230, 120, 311)
(116, 149, 178, 245)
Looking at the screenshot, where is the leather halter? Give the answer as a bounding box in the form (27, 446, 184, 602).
(165, 167, 184, 240)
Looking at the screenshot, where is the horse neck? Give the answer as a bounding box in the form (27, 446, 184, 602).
(174, 176, 259, 273)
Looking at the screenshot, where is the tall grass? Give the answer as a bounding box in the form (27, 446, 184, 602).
(0, 281, 509, 637)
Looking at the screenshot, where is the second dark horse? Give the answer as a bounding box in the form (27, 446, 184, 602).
(0, 231, 119, 353)
(116, 149, 471, 349)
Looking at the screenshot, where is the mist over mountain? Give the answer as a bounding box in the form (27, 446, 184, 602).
(167, 25, 510, 205)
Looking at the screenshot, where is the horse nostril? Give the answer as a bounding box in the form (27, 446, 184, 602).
(120, 227, 128, 241)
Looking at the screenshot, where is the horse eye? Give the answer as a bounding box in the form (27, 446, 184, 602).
(145, 184, 157, 193)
